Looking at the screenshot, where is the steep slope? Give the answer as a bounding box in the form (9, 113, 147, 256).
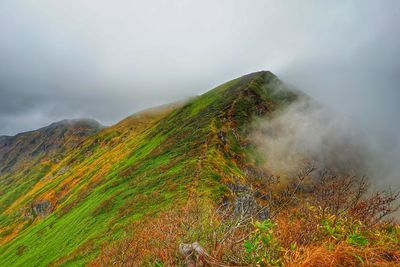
(0, 71, 297, 266)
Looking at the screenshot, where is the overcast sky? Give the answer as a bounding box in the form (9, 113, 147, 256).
(0, 1, 399, 137)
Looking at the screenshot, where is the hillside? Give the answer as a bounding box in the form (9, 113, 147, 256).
(0, 119, 103, 173)
(0, 119, 103, 226)
(0, 71, 398, 266)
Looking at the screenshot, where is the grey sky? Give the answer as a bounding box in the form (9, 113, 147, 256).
(0, 1, 399, 137)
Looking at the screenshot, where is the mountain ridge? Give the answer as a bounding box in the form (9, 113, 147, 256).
(0, 70, 295, 265)
(0, 118, 103, 174)
(0, 71, 398, 266)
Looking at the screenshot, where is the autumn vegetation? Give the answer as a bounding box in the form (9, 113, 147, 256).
(92, 167, 399, 266)
(0, 71, 398, 266)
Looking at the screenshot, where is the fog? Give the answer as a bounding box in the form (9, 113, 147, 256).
(253, 94, 400, 189)
(0, 1, 399, 156)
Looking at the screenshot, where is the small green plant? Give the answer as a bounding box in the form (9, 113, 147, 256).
(349, 252, 365, 264)
(320, 217, 344, 240)
(244, 220, 283, 266)
(320, 214, 369, 247)
(151, 260, 164, 267)
(319, 213, 358, 241)
(347, 231, 368, 247)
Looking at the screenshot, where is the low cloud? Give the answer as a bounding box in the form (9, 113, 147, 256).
(252, 95, 400, 189)
(0, 0, 399, 142)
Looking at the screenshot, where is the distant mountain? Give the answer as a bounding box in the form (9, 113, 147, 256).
(0, 119, 103, 173)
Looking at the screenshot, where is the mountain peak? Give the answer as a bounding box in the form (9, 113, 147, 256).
(48, 118, 103, 127)
(0, 71, 299, 265)
(0, 118, 102, 173)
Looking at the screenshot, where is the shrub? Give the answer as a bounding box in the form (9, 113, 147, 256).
(244, 220, 283, 266)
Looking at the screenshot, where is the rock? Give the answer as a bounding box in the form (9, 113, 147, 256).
(179, 242, 208, 267)
(56, 166, 69, 176)
(233, 193, 258, 216)
(32, 200, 53, 217)
(217, 131, 226, 145)
(258, 208, 270, 220)
(228, 180, 269, 220)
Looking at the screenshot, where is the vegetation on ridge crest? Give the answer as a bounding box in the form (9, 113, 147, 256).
(0, 71, 398, 266)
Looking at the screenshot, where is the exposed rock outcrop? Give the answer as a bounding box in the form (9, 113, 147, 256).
(31, 200, 53, 217)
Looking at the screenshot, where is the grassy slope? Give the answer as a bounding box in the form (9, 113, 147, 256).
(0, 120, 102, 219)
(0, 71, 295, 266)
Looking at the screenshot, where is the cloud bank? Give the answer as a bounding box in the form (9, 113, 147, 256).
(253, 95, 400, 189)
(0, 0, 399, 144)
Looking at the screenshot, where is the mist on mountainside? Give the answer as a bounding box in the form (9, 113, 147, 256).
(252, 91, 400, 190)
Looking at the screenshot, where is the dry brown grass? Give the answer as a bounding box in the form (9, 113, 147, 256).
(284, 242, 400, 267)
(91, 170, 400, 266)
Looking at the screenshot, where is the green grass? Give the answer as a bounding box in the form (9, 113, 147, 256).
(0, 71, 294, 266)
